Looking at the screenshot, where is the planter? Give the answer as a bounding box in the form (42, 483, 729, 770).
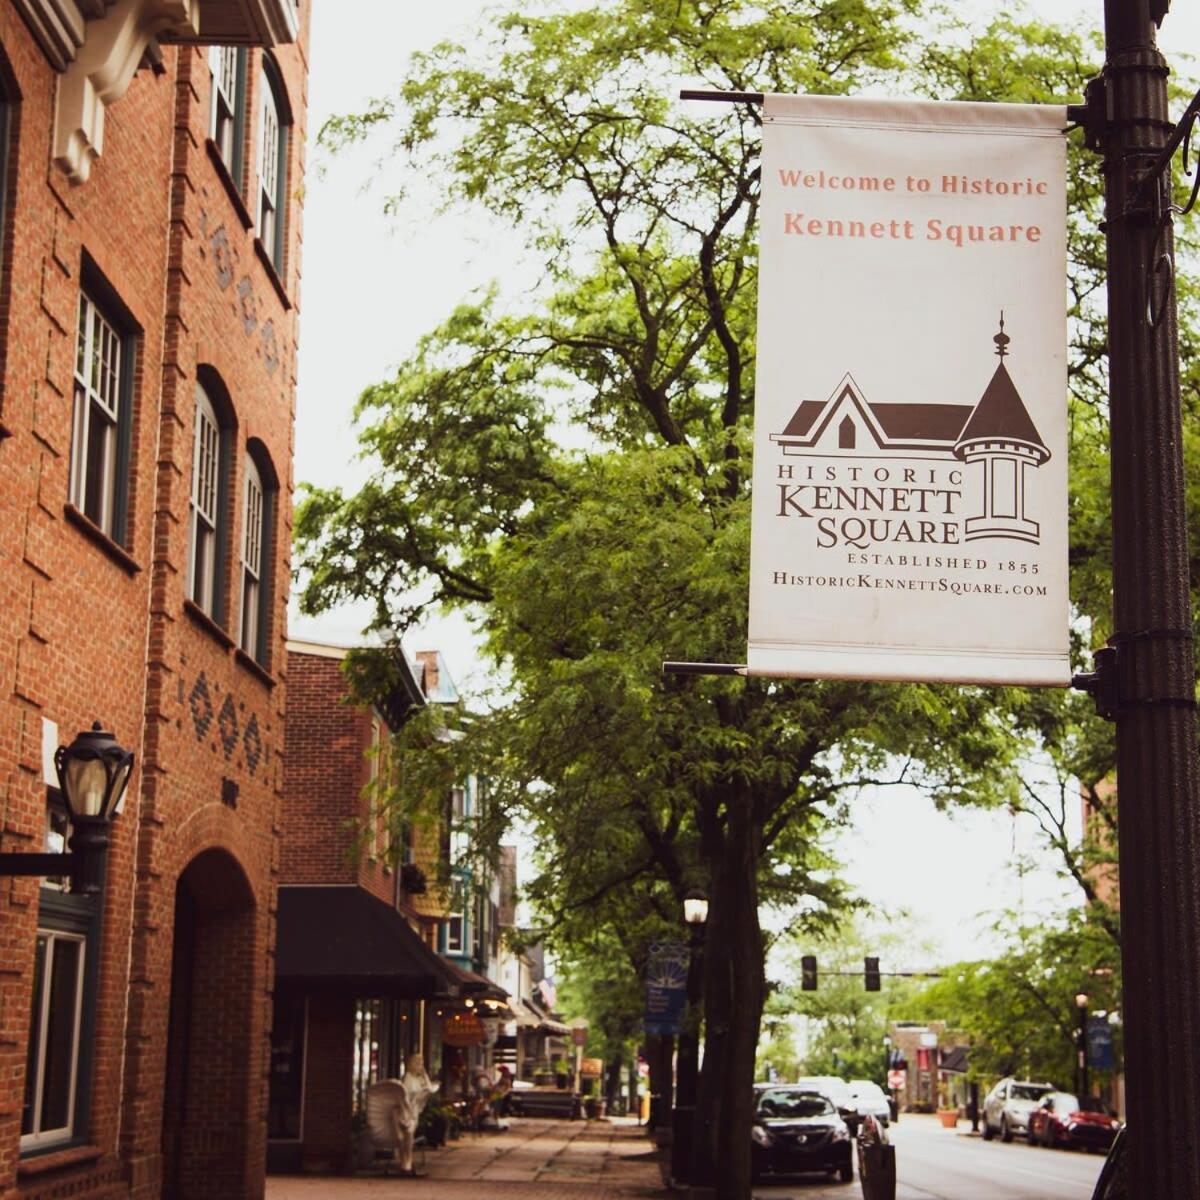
(937, 1108, 960, 1129)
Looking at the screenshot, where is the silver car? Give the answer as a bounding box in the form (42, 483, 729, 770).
(982, 1078, 1054, 1142)
(848, 1079, 891, 1126)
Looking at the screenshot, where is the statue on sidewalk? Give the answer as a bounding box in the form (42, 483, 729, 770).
(365, 1054, 438, 1176)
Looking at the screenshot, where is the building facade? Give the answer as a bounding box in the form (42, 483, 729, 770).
(0, 3, 307, 1198)
(273, 641, 460, 1174)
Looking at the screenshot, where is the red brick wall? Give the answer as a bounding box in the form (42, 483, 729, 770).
(281, 648, 397, 904)
(0, 8, 310, 1200)
(298, 994, 354, 1174)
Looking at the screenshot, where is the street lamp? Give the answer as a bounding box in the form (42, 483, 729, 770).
(1075, 992, 1089, 1101)
(0, 722, 132, 895)
(672, 888, 708, 1186)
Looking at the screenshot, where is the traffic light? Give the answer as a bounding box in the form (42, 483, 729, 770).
(801, 955, 818, 991)
(865, 956, 881, 992)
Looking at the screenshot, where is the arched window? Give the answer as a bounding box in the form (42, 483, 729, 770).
(209, 46, 247, 182)
(188, 373, 234, 621)
(240, 439, 278, 666)
(257, 60, 291, 273)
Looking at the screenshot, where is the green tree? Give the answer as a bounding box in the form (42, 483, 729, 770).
(903, 912, 1122, 1092)
(299, 6, 1108, 1196)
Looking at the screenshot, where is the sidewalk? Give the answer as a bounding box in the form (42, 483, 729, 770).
(266, 1117, 667, 1200)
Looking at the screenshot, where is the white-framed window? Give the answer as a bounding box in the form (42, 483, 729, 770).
(188, 386, 222, 616)
(20, 931, 86, 1149)
(257, 71, 283, 266)
(209, 46, 246, 177)
(366, 716, 382, 861)
(70, 291, 124, 537)
(240, 458, 264, 656)
(445, 880, 465, 954)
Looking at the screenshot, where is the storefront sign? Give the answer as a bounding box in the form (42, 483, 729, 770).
(750, 95, 1069, 685)
(644, 941, 689, 1037)
(581, 1058, 604, 1077)
(887, 1068, 907, 1091)
(442, 1012, 487, 1047)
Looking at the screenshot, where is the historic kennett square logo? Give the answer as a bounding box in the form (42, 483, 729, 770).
(769, 316, 1050, 550)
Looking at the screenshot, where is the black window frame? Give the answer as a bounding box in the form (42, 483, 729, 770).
(19, 881, 102, 1157)
(68, 258, 140, 548)
(256, 57, 291, 275)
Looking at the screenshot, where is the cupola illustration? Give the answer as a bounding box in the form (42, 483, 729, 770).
(952, 315, 1050, 543)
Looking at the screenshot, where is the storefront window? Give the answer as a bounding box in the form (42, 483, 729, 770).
(267, 994, 306, 1140)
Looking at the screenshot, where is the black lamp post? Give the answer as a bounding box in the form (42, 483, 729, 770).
(1075, 992, 1090, 1102)
(0, 722, 132, 895)
(671, 887, 708, 1185)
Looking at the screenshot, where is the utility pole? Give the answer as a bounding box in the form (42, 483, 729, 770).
(1076, 2, 1200, 1193)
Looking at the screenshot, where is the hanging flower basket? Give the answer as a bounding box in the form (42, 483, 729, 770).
(401, 863, 427, 894)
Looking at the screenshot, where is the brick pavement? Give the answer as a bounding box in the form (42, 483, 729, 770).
(266, 1118, 668, 1199)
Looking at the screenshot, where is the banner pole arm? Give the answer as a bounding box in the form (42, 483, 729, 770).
(662, 662, 748, 676)
(679, 89, 764, 106)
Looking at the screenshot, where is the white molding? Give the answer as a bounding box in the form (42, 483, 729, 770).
(12, 0, 93, 71)
(239, 0, 298, 48)
(54, 0, 199, 184)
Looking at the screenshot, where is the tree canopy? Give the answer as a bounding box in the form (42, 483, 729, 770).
(292, 4, 1162, 1195)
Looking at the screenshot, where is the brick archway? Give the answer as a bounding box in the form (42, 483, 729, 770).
(161, 848, 258, 1200)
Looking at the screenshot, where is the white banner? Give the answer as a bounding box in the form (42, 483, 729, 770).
(749, 95, 1069, 686)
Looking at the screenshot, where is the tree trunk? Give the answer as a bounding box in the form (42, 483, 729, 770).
(646, 1033, 675, 1132)
(697, 785, 765, 1200)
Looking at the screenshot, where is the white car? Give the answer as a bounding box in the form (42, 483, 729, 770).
(982, 1078, 1054, 1142)
(848, 1079, 891, 1126)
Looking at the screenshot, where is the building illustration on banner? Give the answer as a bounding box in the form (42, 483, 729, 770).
(770, 316, 1050, 544)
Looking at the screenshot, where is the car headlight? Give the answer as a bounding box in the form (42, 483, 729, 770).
(751, 1126, 774, 1147)
(832, 1125, 850, 1141)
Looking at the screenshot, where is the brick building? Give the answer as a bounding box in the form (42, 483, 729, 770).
(0, 3, 307, 1199)
(273, 641, 466, 1175)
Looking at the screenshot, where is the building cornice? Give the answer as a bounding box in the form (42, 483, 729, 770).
(15, 0, 299, 185)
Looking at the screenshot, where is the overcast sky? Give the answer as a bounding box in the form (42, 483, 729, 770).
(290, 1, 1197, 961)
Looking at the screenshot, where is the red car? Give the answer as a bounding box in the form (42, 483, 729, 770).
(1027, 1092, 1120, 1152)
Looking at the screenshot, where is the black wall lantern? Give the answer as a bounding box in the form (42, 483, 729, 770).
(0, 722, 133, 895)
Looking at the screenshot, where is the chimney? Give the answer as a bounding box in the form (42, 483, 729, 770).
(414, 650, 439, 696)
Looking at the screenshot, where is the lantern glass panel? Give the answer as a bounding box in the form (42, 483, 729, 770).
(683, 897, 709, 925)
(66, 759, 108, 818)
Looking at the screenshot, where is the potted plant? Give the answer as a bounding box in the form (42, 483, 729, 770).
(552, 1056, 569, 1089)
(936, 1085, 959, 1128)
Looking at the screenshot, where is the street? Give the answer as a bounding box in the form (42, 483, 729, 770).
(753, 1115, 1106, 1200)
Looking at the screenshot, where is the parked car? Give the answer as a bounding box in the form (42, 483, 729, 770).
(751, 1086, 854, 1184)
(982, 1078, 1054, 1142)
(795, 1075, 861, 1133)
(1026, 1092, 1120, 1152)
(1090, 1128, 1126, 1200)
(848, 1079, 891, 1127)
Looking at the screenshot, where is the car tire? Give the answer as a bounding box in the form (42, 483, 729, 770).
(1042, 1125, 1055, 1149)
(839, 1163, 854, 1182)
(982, 1119, 994, 1141)
(1001, 1116, 1013, 1143)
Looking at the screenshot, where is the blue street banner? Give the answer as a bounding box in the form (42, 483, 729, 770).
(644, 941, 689, 1037)
(1087, 1016, 1117, 1071)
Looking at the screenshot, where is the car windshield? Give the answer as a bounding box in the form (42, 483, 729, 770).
(850, 1082, 886, 1102)
(800, 1077, 850, 1104)
(1047, 1092, 1079, 1112)
(758, 1091, 835, 1119)
(1012, 1084, 1052, 1101)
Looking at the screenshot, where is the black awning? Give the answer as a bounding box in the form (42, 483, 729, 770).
(275, 886, 460, 998)
(442, 959, 509, 1003)
(939, 1045, 970, 1075)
